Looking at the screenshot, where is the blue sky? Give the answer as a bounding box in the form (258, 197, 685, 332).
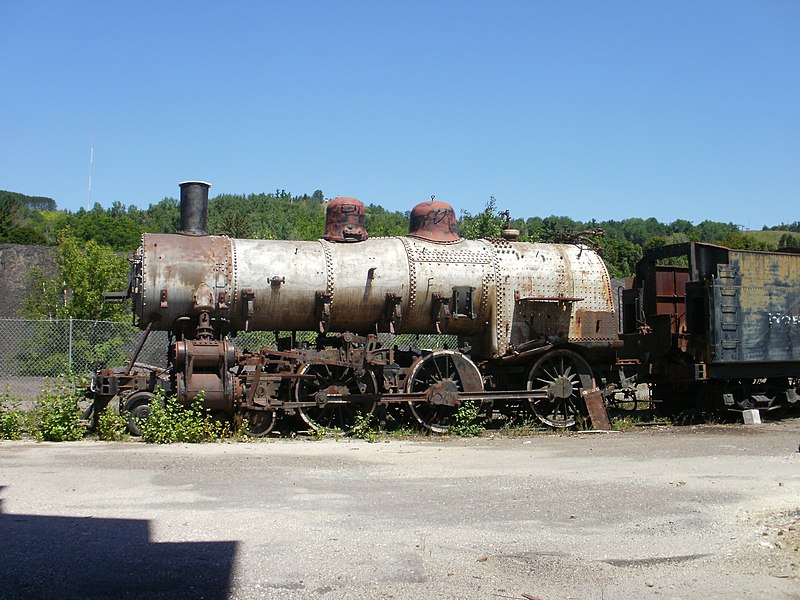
(2, 1, 798, 228)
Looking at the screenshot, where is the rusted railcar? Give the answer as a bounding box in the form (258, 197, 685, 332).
(619, 242, 800, 413)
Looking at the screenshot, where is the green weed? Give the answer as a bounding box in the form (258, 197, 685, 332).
(351, 411, 379, 442)
(96, 408, 129, 441)
(0, 408, 24, 440)
(449, 402, 485, 437)
(139, 391, 231, 444)
(34, 379, 86, 441)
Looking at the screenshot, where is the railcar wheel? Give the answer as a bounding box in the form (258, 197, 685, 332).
(237, 409, 278, 437)
(526, 349, 594, 428)
(294, 363, 377, 433)
(125, 391, 158, 436)
(405, 350, 484, 434)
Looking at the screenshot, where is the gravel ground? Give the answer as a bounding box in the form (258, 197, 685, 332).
(1, 421, 799, 600)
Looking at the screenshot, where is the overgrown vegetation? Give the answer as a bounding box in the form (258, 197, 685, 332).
(498, 416, 542, 437)
(96, 408, 129, 441)
(33, 379, 86, 441)
(0, 400, 24, 440)
(22, 229, 129, 321)
(138, 391, 231, 444)
(351, 411, 379, 442)
(448, 402, 485, 437)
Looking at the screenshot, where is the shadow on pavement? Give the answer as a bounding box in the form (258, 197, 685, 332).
(0, 487, 237, 599)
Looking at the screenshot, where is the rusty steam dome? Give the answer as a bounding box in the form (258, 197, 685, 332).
(323, 197, 369, 242)
(408, 199, 461, 243)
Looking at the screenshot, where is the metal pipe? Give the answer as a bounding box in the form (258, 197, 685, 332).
(126, 320, 154, 375)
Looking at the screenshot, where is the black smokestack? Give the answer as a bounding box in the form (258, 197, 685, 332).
(179, 181, 211, 235)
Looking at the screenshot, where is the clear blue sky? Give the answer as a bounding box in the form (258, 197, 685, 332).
(2, 1, 798, 228)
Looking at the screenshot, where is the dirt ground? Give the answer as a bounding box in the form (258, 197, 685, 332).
(1, 421, 799, 600)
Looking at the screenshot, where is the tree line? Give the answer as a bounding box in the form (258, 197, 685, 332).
(2, 188, 795, 285)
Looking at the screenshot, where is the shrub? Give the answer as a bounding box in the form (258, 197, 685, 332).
(34, 380, 86, 441)
(1, 408, 24, 440)
(139, 392, 230, 444)
(449, 402, 485, 437)
(351, 411, 379, 442)
(96, 408, 129, 441)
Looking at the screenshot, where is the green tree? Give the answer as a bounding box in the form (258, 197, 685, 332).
(67, 203, 143, 251)
(0, 191, 48, 244)
(721, 231, 773, 251)
(142, 197, 180, 233)
(459, 196, 504, 239)
(23, 230, 129, 321)
(600, 238, 642, 278)
(366, 205, 409, 237)
(778, 233, 800, 249)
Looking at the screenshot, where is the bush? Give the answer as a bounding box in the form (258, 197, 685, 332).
(351, 411, 379, 442)
(1, 390, 25, 440)
(34, 380, 86, 441)
(139, 392, 230, 444)
(449, 402, 485, 437)
(96, 408, 129, 441)
(1, 408, 24, 440)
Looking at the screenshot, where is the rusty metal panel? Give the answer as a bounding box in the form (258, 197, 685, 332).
(583, 387, 611, 430)
(653, 266, 688, 334)
(498, 241, 615, 354)
(400, 237, 494, 337)
(137, 233, 233, 328)
(709, 250, 800, 363)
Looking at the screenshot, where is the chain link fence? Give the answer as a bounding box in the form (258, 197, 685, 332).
(0, 318, 458, 400)
(0, 318, 167, 400)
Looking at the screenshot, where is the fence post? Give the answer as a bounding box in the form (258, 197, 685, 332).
(68, 317, 73, 374)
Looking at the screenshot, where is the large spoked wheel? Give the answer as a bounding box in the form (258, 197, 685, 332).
(237, 409, 278, 437)
(526, 349, 594, 428)
(125, 391, 158, 436)
(406, 350, 484, 434)
(294, 363, 378, 433)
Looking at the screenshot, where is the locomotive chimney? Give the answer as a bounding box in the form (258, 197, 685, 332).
(179, 181, 211, 236)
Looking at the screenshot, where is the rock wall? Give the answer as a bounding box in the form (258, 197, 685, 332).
(0, 244, 57, 317)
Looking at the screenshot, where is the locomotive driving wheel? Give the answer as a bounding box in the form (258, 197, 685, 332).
(236, 409, 278, 437)
(294, 363, 378, 433)
(526, 349, 594, 428)
(405, 350, 484, 434)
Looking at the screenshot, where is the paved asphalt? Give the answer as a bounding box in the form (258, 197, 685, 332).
(1, 421, 799, 599)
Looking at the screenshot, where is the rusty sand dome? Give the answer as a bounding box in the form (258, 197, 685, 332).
(408, 199, 461, 243)
(323, 197, 369, 242)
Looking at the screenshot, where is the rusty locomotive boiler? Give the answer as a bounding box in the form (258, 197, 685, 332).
(91, 181, 620, 434)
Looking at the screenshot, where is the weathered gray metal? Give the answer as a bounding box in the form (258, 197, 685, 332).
(131, 232, 616, 358)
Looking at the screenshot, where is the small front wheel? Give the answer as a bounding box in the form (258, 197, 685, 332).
(125, 392, 157, 436)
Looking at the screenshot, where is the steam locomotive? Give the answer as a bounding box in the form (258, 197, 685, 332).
(89, 181, 800, 434)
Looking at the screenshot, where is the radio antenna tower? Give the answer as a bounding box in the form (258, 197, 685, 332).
(87, 134, 94, 210)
